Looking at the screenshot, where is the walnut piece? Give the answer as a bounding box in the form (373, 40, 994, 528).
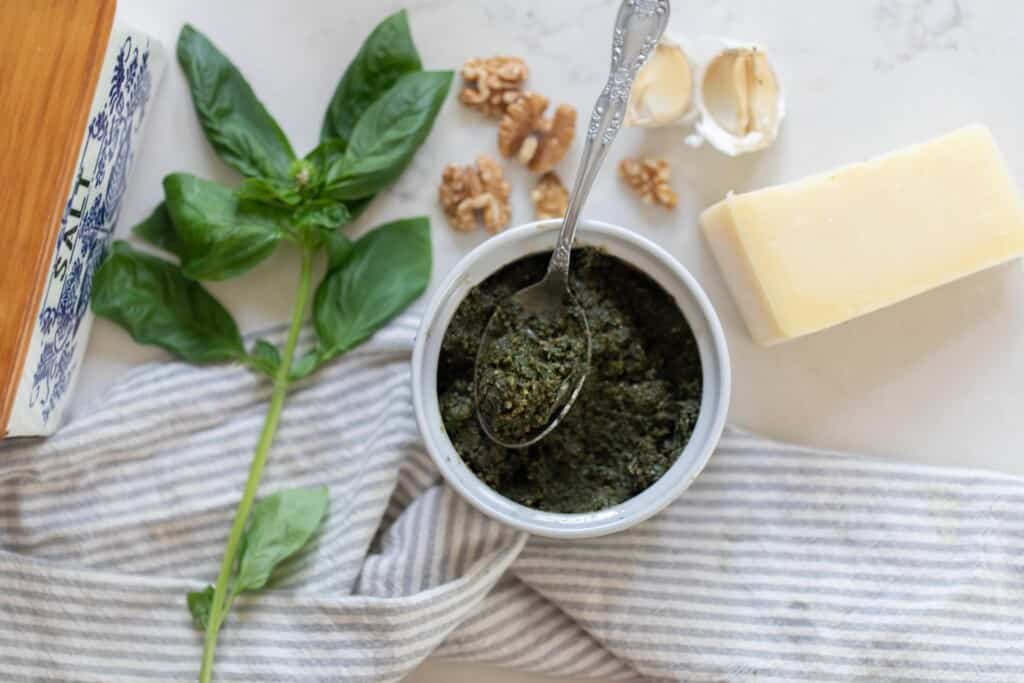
(460, 56, 529, 118)
(439, 154, 512, 234)
(531, 172, 569, 220)
(498, 92, 576, 174)
(618, 157, 679, 209)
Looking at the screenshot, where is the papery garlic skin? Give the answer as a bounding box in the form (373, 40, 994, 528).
(624, 36, 695, 128)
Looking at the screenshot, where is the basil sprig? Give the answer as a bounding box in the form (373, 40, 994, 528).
(90, 11, 450, 683)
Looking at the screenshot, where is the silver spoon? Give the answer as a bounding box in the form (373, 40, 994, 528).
(474, 0, 671, 449)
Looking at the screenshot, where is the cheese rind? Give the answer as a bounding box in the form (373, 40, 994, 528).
(701, 125, 1024, 345)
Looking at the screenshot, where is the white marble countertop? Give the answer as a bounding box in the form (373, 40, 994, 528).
(82, 1, 1024, 680)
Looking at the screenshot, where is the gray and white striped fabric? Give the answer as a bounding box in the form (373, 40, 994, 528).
(2, 311, 1023, 682)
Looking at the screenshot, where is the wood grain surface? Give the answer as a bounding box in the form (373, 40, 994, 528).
(0, 0, 116, 434)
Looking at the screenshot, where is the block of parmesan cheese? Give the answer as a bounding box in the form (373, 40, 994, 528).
(701, 125, 1024, 345)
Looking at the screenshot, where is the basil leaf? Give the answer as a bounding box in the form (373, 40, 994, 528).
(287, 351, 323, 382)
(290, 158, 321, 191)
(345, 197, 374, 222)
(305, 139, 347, 171)
(314, 217, 431, 362)
(177, 24, 296, 179)
(247, 340, 280, 378)
(304, 139, 347, 195)
(163, 173, 282, 281)
(324, 231, 354, 271)
(132, 203, 183, 257)
(238, 177, 302, 208)
(325, 71, 453, 201)
(320, 10, 422, 144)
(92, 242, 245, 363)
(307, 142, 375, 219)
(187, 585, 215, 630)
(293, 200, 351, 234)
(234, 486, 329, 593)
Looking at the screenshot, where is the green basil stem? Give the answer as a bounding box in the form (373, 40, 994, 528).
(198, 246, 316, 683)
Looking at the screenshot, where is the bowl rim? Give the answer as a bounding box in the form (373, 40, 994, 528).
(412, 219, 730, 538)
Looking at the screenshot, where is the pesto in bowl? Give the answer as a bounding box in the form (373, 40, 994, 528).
(437, 247, 703, 513)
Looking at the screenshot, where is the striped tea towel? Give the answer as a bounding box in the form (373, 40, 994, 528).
(2, 311, 1023, 682)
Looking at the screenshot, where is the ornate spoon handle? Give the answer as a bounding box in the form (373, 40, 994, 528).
(547, 0, 670, 284)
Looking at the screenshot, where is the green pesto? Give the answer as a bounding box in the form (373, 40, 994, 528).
(474, 296, 587, 444)
(438, 248, 702, 513)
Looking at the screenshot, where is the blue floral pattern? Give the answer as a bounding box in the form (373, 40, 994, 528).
(30, 36, 154, 424)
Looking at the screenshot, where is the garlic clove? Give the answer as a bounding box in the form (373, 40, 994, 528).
(624, 35, 696, 128)
(702, 48, 776, 136)
(748, 50, 780, 134)
(693, 39, 785, 156)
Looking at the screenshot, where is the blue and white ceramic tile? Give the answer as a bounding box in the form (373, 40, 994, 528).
(7, 27, 165, 437)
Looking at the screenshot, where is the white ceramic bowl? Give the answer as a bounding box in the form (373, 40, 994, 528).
(412, 220, 730, 538)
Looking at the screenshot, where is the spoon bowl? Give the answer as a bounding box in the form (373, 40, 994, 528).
(473, 273, 592, 448)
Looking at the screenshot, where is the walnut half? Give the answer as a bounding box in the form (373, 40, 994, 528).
(618, 157, 679, 209)
(531, 172, 569, 220)
(439, 155, 512, 234)
(460, 56, 529, 118)
(498, 92, 576, 174)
